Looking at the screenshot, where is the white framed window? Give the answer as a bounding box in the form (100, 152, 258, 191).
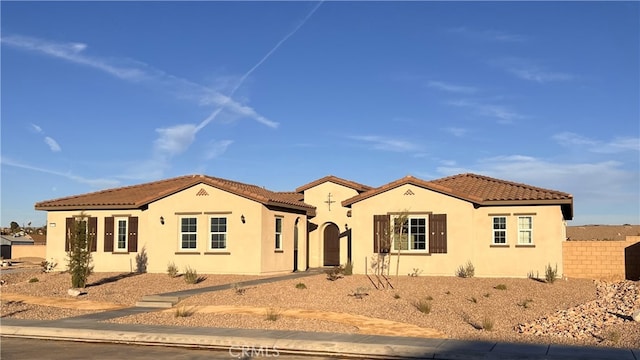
(275, 217, 283, 250)
(180, 217, 197, 250)
(518, 216, 533, 244)
(492, 216, 507, 244)
(393, 216, 428, 252)
(209, 217, 227, 250)
(114, 217, 128, 251)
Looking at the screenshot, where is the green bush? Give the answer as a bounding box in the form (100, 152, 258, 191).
(67, 216, 94, 288)
(325, 265, 344, 281)
(167, 262, 179, 278)
(28, 277, 39, 283)
(545, 263, 558, 284)
(135, 246, 148, 274)
(393, 293, 401, 299)
(482, 316, 495, 331)
(174, 306, 195, 318)
(295, 282, 307, 290)
(494, 284, 507, 290)
(343, 261, 353, 275)
(183, 266, 198, 284)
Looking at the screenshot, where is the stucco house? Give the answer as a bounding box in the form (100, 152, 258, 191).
(35, 173, 573, 277)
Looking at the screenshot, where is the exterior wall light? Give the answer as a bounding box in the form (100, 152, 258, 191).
(241, 214, 245, 224)
(160, 216, 165, 225)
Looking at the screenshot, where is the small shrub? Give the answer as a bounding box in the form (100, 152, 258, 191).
(41, 259, 57, 273)
(174, 306, 195, 318)
(325, 265, 344, 281)
(167, 262, 179, 278)
(233, 283, 246, 295)
(183, 266, 198, 284)
(414, 298, 432, 314)
(518, 299, 534, 309)
(343, 261, 353, 275)
(29, 277, 39, 283)
(425, 295, 434, 301)
(393, 293, 401, 299)
(295, 282, 307, 290)
(469, 296, 478, 303)
(482, 316, 495, 331)
(135, 246, 148, 274)
(545, 263, 558, 284)
(603, 329, 621, 344)
(265, 308, 281, 321)
(456, 260, 475, 278)
(445, 290, 451, 295)
(349, 287, 369, 299)
(494, 284, 507, 290)
(483, 293, 490, 298)
(408, 268, 423, 277)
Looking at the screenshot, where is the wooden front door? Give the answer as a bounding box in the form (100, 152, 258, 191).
(323, 223, 340, 266)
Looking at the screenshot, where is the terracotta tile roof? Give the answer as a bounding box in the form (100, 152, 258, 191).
(35, 175, 316, 215)
(296, 175, 372, 193)
(342, 173, 574, 219)
(567, 225, 640, 241)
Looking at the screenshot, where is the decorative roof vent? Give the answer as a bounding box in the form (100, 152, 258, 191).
(196, 188, 209, 196)
(404, 189, 415, 196)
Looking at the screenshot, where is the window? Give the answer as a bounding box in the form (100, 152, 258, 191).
(210, 217, 227, 249)
(115, 217, 128, 251)
(393, 217, 428, 251)
(492, 217, 507, 244)
(180, 217, 197, 250)
(518, 216, 533, 244)
(275, 217, 283, 250)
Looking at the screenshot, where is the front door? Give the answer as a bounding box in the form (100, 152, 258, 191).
(323, 223, 340, 266)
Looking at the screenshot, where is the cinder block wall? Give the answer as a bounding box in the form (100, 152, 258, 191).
(562, 236, 640, 280)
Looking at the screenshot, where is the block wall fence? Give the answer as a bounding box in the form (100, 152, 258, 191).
(562, 236, 640, 281)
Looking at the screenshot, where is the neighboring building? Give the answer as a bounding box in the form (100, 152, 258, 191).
(35, 173, 574, 277)
(0, 235, 35, 259)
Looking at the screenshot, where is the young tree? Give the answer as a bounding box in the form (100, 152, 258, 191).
(67, 214, 94, 288)
(10, 221, 20, 233)
(394, 209, 410, 280)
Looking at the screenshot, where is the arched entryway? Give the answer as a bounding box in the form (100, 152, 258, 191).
(323, 223, 340, 266)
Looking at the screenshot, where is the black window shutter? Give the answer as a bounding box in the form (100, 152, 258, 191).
(104, 217, 114, 252)
(89, 217, 98, 252)
(65, 217, 74, 252)
(429, 214, 447, 253)
(373, 214, 390, 253)
(128, 217, 138, 253)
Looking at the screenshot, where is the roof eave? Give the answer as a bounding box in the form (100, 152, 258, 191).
(34, 204, 139, 211)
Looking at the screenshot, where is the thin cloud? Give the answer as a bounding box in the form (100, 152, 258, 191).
(348, 135, 423, 152)
(30, 124, 43, 133)
(153, 124, 198, 157)
(448, 99, 523, 124)
(448, 27, 526, 42)
(495, 58, 574, 83)
(444, 127, 469, 137)
(204, 139, 234, 160)
(44, 137, 61, 152)
(1, 157, 119, 188)
(553, 132, 640, 153)
(427, 80, 477, 94)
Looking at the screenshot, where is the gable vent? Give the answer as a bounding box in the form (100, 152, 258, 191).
(404, 189, 415, 196)
(196, 188, 209, 196)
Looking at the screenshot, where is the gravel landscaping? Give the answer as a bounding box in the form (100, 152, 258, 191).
(2, 269, 639, 349)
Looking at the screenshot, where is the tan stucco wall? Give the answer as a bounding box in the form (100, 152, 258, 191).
(349, 184, 566, 278)
(259, 208, 307, 274)
(11, 244, 46, 260)
(302, 182, 359, 267)
(44, 183, 305, 275)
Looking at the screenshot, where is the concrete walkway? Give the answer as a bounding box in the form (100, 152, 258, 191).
(1, 269, 638, 360)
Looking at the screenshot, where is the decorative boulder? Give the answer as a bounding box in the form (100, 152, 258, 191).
(632, 309, 640, 322)
(68, 288, 86, 297)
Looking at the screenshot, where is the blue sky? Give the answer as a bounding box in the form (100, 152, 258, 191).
(1, 1, 638, 227)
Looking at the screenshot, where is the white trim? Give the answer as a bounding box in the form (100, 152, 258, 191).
(179, 216, 198, 251)
(275, 217, 283, 250)
(208, 216, 227, 251)
(114, 217, 128, 252)
(517, 216, 533, 245)
(492, 216, 507, 245)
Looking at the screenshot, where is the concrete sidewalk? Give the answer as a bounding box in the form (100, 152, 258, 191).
(1, 317, 638, 360)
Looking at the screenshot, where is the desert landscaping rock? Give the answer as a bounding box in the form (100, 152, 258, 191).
(1, 271, 639, 349)
(67, 288, 86, 297)
(632, 309, 640, 322)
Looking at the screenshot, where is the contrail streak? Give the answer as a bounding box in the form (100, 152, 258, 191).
(195, 1, 323, 132)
